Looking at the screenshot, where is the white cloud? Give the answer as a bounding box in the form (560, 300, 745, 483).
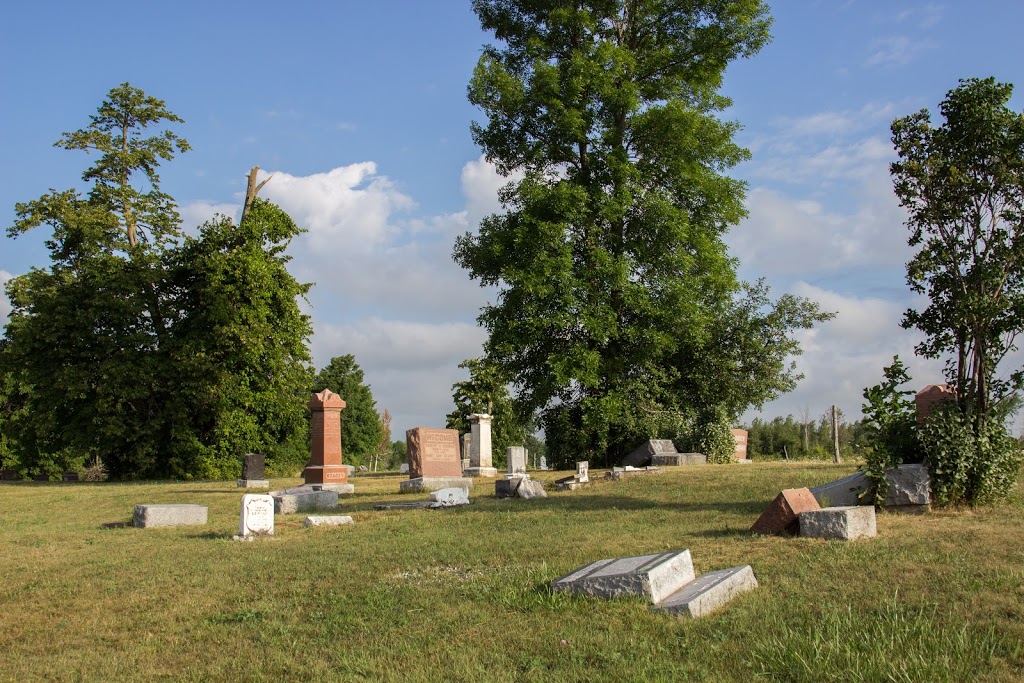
(179, 200, 240, 232)
(865, 36, 933, 67)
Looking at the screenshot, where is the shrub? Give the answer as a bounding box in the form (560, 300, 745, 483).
(691, 413, 736, 464)
(860, 356, 921, 504)
(919, 407, 1022, 506)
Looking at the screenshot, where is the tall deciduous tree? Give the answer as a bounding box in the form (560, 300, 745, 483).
(892, 77, 1024, 426)
(455, 0, 830, 465)
(312, 355, 382, 467)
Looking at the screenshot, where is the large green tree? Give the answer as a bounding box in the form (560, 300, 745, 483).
(2, 84, 314, 479)
(890, 77, 1024, 503)
(312, 355, 382, 467)
(455, 0, 830, 465)
(445, 357, 530, 467)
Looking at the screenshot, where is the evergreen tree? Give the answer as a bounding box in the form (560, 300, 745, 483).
(445, 357, 529, 467)
(312, 355, 382, 467)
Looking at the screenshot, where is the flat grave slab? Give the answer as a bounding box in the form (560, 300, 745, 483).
(430, 487, 470, 506)
(237, 479, 270, 488)
(304, 515, 354, 527)
(133, 504, 208, 529)
(655, 565, 758, 619)
(651, 453, 706, 466)
(800, 505, 877, 541)
(550, 550, 695, 604)
(400, 476, 473, 493)
(273, 489, 339, 515)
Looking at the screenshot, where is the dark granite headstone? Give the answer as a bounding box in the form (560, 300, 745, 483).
(241, 453, 266, 481)
(62, 471, 80, 482)
(1, 469, 19, 481)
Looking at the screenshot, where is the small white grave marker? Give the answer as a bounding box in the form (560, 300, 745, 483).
(576, 461, 589, 483)
(237, 494, 274, 539)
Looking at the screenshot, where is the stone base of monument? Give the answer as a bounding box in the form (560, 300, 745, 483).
(651, 453, 706, 466)
(400, 476, 474, 493)
(464, 466, 498, 478)
(736, 458, 752, 464)
(551, 549, 756, 619)
(653, 565, 758, 619)
(133, 504, 208, 529)
(799, 505, 877, 541)
(236, 479, 270, 488)
(272, 489, 339, 514)
(316, 483, 355, 495)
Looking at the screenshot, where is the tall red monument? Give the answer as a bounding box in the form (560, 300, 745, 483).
(304, 389, 349, 487)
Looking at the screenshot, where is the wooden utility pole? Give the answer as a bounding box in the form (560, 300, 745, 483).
(831, 405, 842, 464)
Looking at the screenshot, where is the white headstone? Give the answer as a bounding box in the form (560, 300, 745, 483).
(507, 446, 528, 474)
(576, 461, 589, 483)
(540, 456, 548, 470)
(239, 494, 274, 537)
(469, 414, 493, 468)
(429, 487, 470, 507)
(399, 463, 409, 474)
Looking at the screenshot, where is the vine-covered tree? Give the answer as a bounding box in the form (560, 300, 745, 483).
(455, 0, 831, 465)
(312, 355, 382, 467)
(890, 77, 1024, 503)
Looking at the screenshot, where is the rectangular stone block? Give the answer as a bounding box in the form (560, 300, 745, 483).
(800, 505, 877, 540)
(651, 453, 706, 466)
(133, 504, 208, 529)
(809, 471, 868, 507)
(237, 479, 270, 488)
(399, 476, 473, 493)
(576, 461, 590, 482)
(241, 453, 265, 480)
(883, 464, 931, 507)
(750, 488, 820, 535)
(655, 565, 757, 619)
(507, 446, 528, 475)
(304, 515, 354, 527)
(550, 550, 695, 604)
(273, 490, 338, 515)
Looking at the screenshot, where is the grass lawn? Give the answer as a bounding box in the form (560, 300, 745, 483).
(1, 462, 1022, 682)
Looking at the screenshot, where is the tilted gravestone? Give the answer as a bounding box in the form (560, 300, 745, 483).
(750, 488, 820, 535)
(625, 439, 677, 467)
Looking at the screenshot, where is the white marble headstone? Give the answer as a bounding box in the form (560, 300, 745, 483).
(576, 461, 589, 483)
(240, 494, 275, 537)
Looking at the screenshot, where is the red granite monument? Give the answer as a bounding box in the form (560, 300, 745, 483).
(303, 389, 349, 487)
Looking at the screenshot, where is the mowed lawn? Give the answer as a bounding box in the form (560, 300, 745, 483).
(1, 462, 1022, 682)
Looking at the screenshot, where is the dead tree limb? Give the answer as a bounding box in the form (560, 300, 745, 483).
(240, 165, 272, 224)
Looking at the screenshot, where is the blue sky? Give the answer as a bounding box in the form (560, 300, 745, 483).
(2, 1, 1023, 438)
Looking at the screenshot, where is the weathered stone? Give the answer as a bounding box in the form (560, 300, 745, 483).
(651, 453, 706, 467)
(750, 488, 820, 535)
(304, 515, 354, 527)
(406, 427, 462, 479)
(539, 456, 548, 470)
(654, 565, 757, 619)
(236, 479, 270, 489)
(304, 390, 350, 487)
(430, 487, 470, 506)
(809, 471, 868, 507)
(465, 414, 497, 477)
(883, 464, 931, 507)
(133, 504, 208, 529)
(399, 476, 473, 493)
(800, 505, 877, 541)
(554, 476, 586, 491)
(731, 429, 749, 462)
(624, 439, 677, 467)
(399, 463, 409, 474)
(576, 461, 590, 483)
(273, 490, 338, 515)
(496, 476, 524, 498)
(507, 446, 528, 475)
(551, 550, 695, 604)
(517, 479, 547, 499)
(237, 494, 274, 538)
(606, 466, 660, 480)
(241, 453, 265, 480)
(358, 465, 368, 472)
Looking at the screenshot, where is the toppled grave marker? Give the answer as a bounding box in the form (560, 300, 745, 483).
(304, 515, 354, 527)
(133, 504, 208, 529)
(270, 487, 339, 514)
(750, 488, 820, 535)
(624, 440, 677, 467)
(605, 465, 660, 480)
(654, 565, 758, 619)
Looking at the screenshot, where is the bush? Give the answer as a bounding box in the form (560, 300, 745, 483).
(920, 407, 1022, 506)
(860, 357, 921, 504)
(690, 413, 736, 464)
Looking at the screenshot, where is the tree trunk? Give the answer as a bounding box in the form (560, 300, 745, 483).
(240, 166, 272, 225)
(832, 405, 842, 464)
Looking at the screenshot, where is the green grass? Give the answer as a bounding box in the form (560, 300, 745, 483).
(1, 462, 1022, 682)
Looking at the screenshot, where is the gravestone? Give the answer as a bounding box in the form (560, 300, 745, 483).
(234, 494, 274, 540)
(272, 488, 339, 514)
(62, 471, 80, 482)
(465, 414, 497, 477)
(133, 504, 208, 529)
(402, 427, 472, 493)
(461, 433, 472, 462)
(551, 550, 695, 604)
(304, 515, 354, 527)
(399, 463, 409, 474)
(539, 456, 548, 470)
(883, 464, 931, 512)
(303, 389, 354, 493)
(731, 429, 750, 462)
(654, 565, 758, 619)
(1, 469, 18, 481)
(576, 461, 589, 483)
(237, 453, 270, 488)
(809, 471, 868, 507)
(625, 439, 677, 467)
(507, 446, 528, 475)
(800, 506, 877, 541)
(915, 384, 955, 424)
(430, 487, 470, 507)
(750, 488, 820, 535)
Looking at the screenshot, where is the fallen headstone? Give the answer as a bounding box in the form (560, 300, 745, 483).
(809, 471, 868, 507)
(133, 504, 208, 529)
(650, 453, 707, 466)
(555, 461, 591, 490)
(654, 565, 758, 619)
(551, 550, 695, 604)
(272, 488, 339, 514)
(430, 487, 470, 507)
(800, 506, 877, 541)
(750, 488, 820, 535)
(605, 465, 660, 480)
(517, 479, 546, 499)
(496, 475, 546, 499)
(233, 494, 274, 541)
(304, 515, 354, 527)
(624, 439, 677, 467)
(882, 463, 930, 512)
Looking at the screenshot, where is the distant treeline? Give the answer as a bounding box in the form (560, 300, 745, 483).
(743, 411, 870, 460)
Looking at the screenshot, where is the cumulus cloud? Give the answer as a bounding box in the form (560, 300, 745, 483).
(179, 200, 240, 233)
